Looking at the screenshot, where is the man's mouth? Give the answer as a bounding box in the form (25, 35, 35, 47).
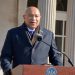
(30, 21, 36, 23)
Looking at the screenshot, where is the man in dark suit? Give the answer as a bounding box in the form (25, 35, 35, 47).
(1, 6, 63, 75)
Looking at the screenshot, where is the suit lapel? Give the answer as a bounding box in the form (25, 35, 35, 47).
(19, 24, 33, 46)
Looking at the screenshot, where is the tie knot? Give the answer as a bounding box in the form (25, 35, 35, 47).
(29, 31, 33, 36)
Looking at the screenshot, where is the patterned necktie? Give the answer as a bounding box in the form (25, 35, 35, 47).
(29, 31, 34, 40)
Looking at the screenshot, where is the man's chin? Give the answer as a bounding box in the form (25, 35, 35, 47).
(30, 26, 37, 29)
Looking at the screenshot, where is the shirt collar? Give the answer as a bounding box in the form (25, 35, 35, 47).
(27, 27, 35, 32)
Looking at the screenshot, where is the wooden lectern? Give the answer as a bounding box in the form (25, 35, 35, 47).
(11, 65, 75, 75)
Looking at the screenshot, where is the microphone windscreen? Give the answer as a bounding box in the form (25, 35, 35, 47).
(35, 33, 43, 41)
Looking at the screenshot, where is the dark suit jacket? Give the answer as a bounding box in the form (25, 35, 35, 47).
(1, 23, 62, 72)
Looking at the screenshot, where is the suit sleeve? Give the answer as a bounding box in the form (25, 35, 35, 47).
(49, 33, 63, 66)
(1, 30, 13, 72)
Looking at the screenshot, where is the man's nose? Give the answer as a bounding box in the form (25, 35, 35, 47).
(32, 16, 36, 20)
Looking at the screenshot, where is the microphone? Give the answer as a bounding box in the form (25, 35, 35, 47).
(35, 33, 43, 41)
(36, 33, 74, 67)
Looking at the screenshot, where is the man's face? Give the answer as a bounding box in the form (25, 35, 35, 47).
(23, 7, 41, 29)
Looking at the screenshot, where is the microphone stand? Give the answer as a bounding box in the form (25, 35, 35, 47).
(42, 41, 74, 67)
(60, 52, 74, 67)
(36, 33, 74, 67)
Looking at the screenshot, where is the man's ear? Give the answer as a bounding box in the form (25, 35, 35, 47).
(23, 15, 25, 19)
(39, 15, 41, 20)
